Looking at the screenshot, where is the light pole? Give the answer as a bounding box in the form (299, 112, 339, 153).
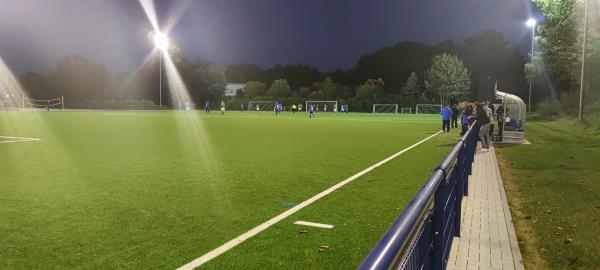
(152, 31, 169, 107)
(579, 0, 589, 121)
(526, 18, 536, 111)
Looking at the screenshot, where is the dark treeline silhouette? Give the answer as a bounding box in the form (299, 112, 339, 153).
(19, 30, 528, 110)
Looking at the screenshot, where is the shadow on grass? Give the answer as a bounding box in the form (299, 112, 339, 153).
(493, 143, 521, 149)
(436, 143, 456, 148)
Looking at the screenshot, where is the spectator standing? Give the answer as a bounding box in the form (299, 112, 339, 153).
(485, 101, 495, 139)
(476, 102, 492, 151)
(441, 104, 452, 133)
(451, 104, 459, 128)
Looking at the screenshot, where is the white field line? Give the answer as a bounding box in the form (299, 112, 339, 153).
(177, 130, 442, 270)
(0, 135, 42, 144)
(0, 135, 42, 141)
(102, 113, 438, 124)
(293, 221, 334, 229)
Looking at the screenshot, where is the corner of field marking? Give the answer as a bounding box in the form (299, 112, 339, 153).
(293, 221, 334, 229)
(0, 135, 42, 144)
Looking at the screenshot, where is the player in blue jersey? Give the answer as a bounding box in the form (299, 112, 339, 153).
(204, 101, 210, 114)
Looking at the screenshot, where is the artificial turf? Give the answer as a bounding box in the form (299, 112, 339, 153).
(0, 110, 459, 269)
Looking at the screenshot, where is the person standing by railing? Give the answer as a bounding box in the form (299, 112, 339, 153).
(441, 104, 452, 133)
(451, 103, 459, 128)
(476, 102, 491, 151)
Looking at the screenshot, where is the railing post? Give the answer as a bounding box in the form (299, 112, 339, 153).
(431, 174, 444, 270)
(454, 142, 465, 238)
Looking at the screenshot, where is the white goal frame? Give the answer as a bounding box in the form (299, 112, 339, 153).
(306, 100, 338, 112)
(400, 107, 412, 114)
(248, 100, 278, 111)
(415, 104, 442, 114)
(372, 104, 398, 114)
(22, 95, 64, 110)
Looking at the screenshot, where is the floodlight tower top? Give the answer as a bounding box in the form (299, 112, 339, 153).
(152, 31, 170, 51)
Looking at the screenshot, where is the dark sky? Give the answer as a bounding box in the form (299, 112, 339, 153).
(0, 0, 538, 75)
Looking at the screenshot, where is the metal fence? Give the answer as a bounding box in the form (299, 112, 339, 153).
(359, 122, 478, 270)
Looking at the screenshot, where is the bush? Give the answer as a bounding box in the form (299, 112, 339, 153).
(559, 91, 579, 116)
(583, 101, 600, 131)
(535, 99, 562, 117)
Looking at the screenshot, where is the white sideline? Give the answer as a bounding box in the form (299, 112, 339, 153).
(294, 221, 334, 229)
(177, 130, 442, 270)
(0, 135, 42, 144)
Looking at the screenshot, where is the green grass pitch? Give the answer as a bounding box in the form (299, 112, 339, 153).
(0, 110, 460, 269)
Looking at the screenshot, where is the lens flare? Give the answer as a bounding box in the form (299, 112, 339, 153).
(0, 57, 26, 109)
(136, 1, 221, 204)
(152, 32, 170, 51)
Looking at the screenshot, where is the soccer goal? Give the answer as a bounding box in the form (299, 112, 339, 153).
(372, 104, 398, 114)
(0, 99, 19, 110)
(248, 101, 277, 111)
(415, 104, 442, 114)
(400, 107, 412, 114)
(22, 96, 64, 110)
(306, 100, 338, 112)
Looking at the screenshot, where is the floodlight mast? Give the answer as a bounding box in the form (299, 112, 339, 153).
(526, 19, 536, 111)
(151, 31, 169, 107)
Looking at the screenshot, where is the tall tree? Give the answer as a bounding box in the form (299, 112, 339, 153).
(244, 81, 267, 98)
(351, 41, 458, 91)
(462, 31, 527, 101)
(532, 0, 581, 96)
(267, 79, 291, 97)
(401, 72, 421, 96)
(320, 77, 344, 100)
(265, 64, 323, 89)
(298, 86, 311, 98)
(20, 72, 56, 99)
(354, 84, 377, 101)
(48, 55, 111, 106)
(425, 53, 471, 104)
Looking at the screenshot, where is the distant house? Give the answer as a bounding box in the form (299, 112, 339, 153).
(225, 83, 245, 96)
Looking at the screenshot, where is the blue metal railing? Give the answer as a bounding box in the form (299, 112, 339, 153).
(359, 123, 478, 270)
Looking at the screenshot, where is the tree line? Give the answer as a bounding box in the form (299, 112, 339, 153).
(19, 30, 528, 111)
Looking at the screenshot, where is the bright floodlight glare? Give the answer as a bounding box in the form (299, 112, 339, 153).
(152, 32, 170, 51)
(526, 18, 537, 27)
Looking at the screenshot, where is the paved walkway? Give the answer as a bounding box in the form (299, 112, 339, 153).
(447, 146, 524, 270)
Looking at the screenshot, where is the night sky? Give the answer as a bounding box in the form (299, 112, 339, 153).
(0, 0, 538, 74)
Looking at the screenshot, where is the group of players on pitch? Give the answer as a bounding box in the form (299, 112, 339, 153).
(201, 101, 350, 118)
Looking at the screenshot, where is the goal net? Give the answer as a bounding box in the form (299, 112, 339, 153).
(248, 101, 277, 111)
(306, 100, 338, 112)
(372, 104, 398, 113)
(0, 92, 24, 110)
(400, 107, 412, 114)
(0, 99, 19, 110)
(415, 104, 442, 114)
(23, 96, 64, 110)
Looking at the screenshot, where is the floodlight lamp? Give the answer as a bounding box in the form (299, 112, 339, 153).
(526, 18, 537, 28)
(152, 32, 170, 51)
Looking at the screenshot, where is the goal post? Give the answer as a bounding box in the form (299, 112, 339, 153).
(415, 104, 442, 114)
(0, 93, 24, 110)
(306, 100, 338, 112)
(400, 107, 412, 114)
(372, 104, 398, 114)
(248, 100, 277, 111)
(22, 95, 64, 110)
